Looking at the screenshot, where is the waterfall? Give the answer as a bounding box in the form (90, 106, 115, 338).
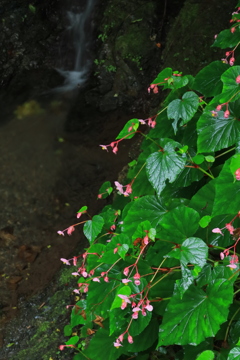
(54, 0, 96, 92)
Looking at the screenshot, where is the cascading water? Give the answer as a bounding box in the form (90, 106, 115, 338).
(54, 0, 96, 92)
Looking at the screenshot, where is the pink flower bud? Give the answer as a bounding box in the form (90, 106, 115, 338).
(123, 267, 129, 276)
(236, 75, 240, 84)
(231, 27, 236, 33)
(216, 104, 222, 111)
(224, 110, 230, 118)
(235, 168, 240, 180)
(67, 226, 75, 235)
(229, 57, 235, 66)
(220, 252, 225, 260)
(225, 223, 234, 234)
(128, 334, 134, 344)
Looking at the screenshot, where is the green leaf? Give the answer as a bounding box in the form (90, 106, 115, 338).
(110, 285, 131, 310)
(66, 335, 79, 345)
(152, 67, 172, 86)
(124, 318, 159, 353)
(196, 350, 215, 360)
(130, 311, 152, 336)
(183, 339, 213, 360)
(167, 237, 208, 268)
(98, 181, 112, 199)
(199, 215, 212, 228)
(193, 61, 228, 97)
(167, 91, 199, 133)
(212, 158, 240, 216)
(227, 347, 240, 360)
(116, 118, 139, 139)
(212, 27, 240, 49)
(230, 153, 240, 178)
(146, 139, 186, 196)
(87, 279, 120, 318)
(64, 324, 72, 336)
(220, 66, 240, 103)
(83, 215, 104, 243)
(123, 195, 167, 237)
(197, 109, 240, 153)
(205, 156, 215, 163)
(157, 205, 200, 242)
(77, 205, 87, 213)
(132, 220, 152, 240)
(158, 279, 233, 346)
(189, 180, 215, 216)
(84, 324, 124, 360)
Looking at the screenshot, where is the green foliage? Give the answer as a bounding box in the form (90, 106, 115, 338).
(59, 4, 240, 360)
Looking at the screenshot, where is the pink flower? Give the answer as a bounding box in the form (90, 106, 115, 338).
(73, 256, 77, 266)
(57, 230, 65, 236)
(146, 304, 153, 311)
(230, 255, 239, 264)
(235, 168, 240, 180)
(236, 76, 240, 84)
(133, 273, 141, 286)
(227, 264, 237, 269)
(60, 258, 71, 265)
(128, 334, 134, 344)
(122, 279, 132, 284)
(225, 223, 234, 234)
(118, 294, 131, 309)
(113, 340, 123, 348)
(115, 181, 124, 194)
(224, 110, 230, 118)
(220, 252, 225, 260)
(216, 104, 222, 111)
(143, 235, 149, 245)
(67, 226, 75, 235)
(132, 311, 139, 319)
(92, 277, 100, 282)
(72, 272, 80, 276)
(73, 289, 80, 294)
(104, 276, 109, 282)
(100, 144, 108, 151)
(229, 57, 235, 66)
(81, 271, 88, 278)
(113, 146, 118, 154)
(118, 334, 124, 342)
(125, 184, 132, 195)
(212, 228, 224, 236)
(231, 27, 236, 33)
(123, 267, 129, 276)
(59, 345, 65, 350)
(110, 224, 116, 231)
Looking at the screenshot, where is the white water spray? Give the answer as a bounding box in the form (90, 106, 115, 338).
(54, 0, 95, 92)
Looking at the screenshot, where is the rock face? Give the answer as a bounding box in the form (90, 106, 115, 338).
(85, 0, 161, 113)
(0, 0, 165, 124)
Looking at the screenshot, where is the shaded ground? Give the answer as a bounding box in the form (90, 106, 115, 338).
(0, 97, 139, 346)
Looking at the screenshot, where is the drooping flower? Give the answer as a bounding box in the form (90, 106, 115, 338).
(225, 223, 235, 234)
(128, 334, 134, 344)
(118, 294, 131, 310)
(224, 109, 230, 118)
(67, 226, 75, 235)
(60, 258, 71, 265)
(212, 228, 224, 236)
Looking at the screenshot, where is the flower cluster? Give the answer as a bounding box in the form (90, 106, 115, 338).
(114, 181, 132, 196)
